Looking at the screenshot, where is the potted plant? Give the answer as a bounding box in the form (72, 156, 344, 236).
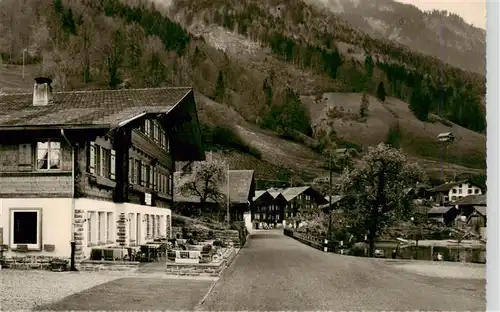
(50, 258, 68, 272)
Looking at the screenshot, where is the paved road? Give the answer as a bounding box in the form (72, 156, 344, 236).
(197, 229, 485, 311)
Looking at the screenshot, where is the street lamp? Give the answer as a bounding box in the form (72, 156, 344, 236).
(410, 216, 419, 260)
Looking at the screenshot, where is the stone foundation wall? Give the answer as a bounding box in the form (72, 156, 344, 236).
(79, 260, 140, 272)
(165, 261, 226, 277)
(73, 208, 85, 262)
(165, 247, 239, 277)
(1, 255, 70, 270)
(214, 230, 242, 247)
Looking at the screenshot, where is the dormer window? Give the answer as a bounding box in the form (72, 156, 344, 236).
(458, 184, 462, 188)
(36, 140, 61, 170)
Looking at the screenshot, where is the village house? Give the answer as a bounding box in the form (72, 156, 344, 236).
(450, 194, 487, 239)
(428, 180, 483, 205)
(250, 190, 287, 229)
(0, 78, 204, 266)
(173, 168, 255, 223)
(280, 186, 328, 228)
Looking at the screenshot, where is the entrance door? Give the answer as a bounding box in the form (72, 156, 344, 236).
(243, 211, 252, 231)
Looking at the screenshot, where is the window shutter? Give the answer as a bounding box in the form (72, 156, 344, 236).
(89, 143, 96, 174)
(18, 144, 32, 168)
(101, 148, 106, 177)
(150, 167, 155, 189)
(128, 158, 133, 183)
(110, 150, 116, 180)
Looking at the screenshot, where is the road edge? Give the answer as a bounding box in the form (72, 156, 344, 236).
(194, 234, 249, 310)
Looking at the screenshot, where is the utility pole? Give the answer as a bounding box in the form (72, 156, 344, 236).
(22, 48, 27, 80)
(328, 156, 333, 244)
(227, 162, 230, 224)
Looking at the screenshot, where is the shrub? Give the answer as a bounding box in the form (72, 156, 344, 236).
(201, 123, 262, 159)
(202, 244, 213, 253)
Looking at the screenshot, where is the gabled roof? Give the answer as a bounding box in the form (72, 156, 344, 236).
(429, 180, 482, 193)
(319, 195, 345, 209)
(253, 190, 268, 201)
(227, 170, 255, 204)
(451, 194, 486, 206)
(252, 190, 276, 205)
(438, 132, 453, 138)
(473, 206, 487, 216)
(0, 86, 205, 161)
(174, 169, 255, 205)
(281, 186, 328, 204)
(281, 186, 310, 202)
(0, 87, 192, 128)
(428, 206, 457, 214)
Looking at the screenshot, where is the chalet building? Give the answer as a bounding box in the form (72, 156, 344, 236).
(173, 168, 255, 223)
(428, 180, 483, 205)
(427, 206, 460, 226)
(268, 189, 288, 226)
(0, 78, 204, 264)
(449, 194, 486, 216)
(281, 186, 328, 228)
(250, 190, 287, 229)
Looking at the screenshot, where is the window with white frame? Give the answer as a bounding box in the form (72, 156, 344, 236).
(98, 212, 104, 242)
(156, 215, 160, 237)
(87, 212, 93, 243)
(36, 140, 61, 170)
(134, 159, 140, 184)
(10, 209, 42, 250)
(152, 215, 156, 237)
(149, 166, 154, 189)
(146, 215, 151, 237)
(128, 213, 134, 242)
(141, 163, 147, 186)
(106, 212, 113, 241)
(110, 150, 116, 180)
(145, 120, 151, 137)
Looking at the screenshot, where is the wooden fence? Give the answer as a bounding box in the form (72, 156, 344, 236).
(284, 229, 328, 251)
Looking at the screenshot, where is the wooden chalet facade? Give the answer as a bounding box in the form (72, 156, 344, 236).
(281, 186, 328, 228)
(0, 78, 204, 264)
(250, 190, 287, 228)
(428, 180, 483, 205)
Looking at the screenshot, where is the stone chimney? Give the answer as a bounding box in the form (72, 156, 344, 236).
(33, 77, 53, 106)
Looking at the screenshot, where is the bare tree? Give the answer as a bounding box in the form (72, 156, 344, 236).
(179, 159, 227, 213)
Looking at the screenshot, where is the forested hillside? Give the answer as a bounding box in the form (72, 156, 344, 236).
(0, 0, 486, 183)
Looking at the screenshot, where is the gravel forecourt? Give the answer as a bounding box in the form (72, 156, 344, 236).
(0, 270, 122, 310)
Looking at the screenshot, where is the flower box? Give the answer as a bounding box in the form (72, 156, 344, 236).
(43, 244, 55, 252)
(50, 258, 68, 272)
(16, 244, 28, 252)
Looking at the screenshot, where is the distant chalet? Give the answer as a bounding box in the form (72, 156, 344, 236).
(0, 77, 204, 266)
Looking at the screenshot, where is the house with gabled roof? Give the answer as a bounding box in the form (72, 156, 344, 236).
(249, 189, 288, 229)
(428, 179, 483, 205)
(174, 168, 255, 222)
(280, 186, 328, 228)
(0, 78, 204, 267)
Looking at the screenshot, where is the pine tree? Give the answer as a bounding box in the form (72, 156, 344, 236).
(364, 55, 374, 77)
(376, 82, 386, 102)
(215, 71, 225, 103)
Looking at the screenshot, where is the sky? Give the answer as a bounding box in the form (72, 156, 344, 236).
(394, 0, 486, 29)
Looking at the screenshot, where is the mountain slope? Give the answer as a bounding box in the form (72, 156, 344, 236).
(0, 0, 486, 185)
(302, 0, 485, 75)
